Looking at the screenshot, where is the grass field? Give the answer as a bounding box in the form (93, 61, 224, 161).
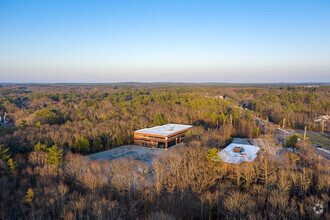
(295, 132, 330, 149)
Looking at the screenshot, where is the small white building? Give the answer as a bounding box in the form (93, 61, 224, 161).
(218, 143, 260, 165)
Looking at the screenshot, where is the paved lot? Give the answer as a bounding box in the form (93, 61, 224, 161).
(87, 144, 183, 166)
(232, 138, 253, 145)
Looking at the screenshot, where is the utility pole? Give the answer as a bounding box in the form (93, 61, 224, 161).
(257, 127, 259, 138)
(304, 125, 307, 141)
(313, 121, 316, 131)
(322, 121, 325, 134)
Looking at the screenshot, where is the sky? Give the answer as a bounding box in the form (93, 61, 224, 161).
(0, 0, 329, 83)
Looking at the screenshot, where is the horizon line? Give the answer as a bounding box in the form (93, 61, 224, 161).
(1, 81, 329, 85)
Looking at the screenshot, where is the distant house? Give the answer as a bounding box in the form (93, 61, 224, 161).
(218, 143, 260, 165)
(315, 115, 330, 123)
(134, 124, 193, 149)
(315, 115, 329, 132)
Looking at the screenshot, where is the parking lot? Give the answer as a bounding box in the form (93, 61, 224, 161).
(87, 144, 183, 166)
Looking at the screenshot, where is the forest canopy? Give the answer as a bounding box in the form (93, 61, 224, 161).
(0, 83, 329, 219)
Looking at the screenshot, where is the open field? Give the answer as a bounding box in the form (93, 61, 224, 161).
(295, 131, 330, 149)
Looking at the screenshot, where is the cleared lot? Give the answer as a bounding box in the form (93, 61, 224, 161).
(87, 144, 183, 166)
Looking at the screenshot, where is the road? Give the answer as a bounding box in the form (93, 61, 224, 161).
(314, 147, 330, 160)
(279, 129, 330, 160)
(237, 106, 330, 160)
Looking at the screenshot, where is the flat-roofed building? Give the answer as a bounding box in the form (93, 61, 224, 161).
(218, 143, 260, 165)
(134, 124, 193, 149)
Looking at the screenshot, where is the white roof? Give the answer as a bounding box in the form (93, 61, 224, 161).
(135, 124, 192, 136)
(218, 143, 260, 165)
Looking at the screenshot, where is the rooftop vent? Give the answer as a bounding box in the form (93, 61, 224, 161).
(233, 146, 244, 153)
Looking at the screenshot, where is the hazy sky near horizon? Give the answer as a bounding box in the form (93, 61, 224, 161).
(0, 0, 330, 83)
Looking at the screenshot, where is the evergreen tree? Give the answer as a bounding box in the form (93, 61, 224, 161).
(92, 137, 103, 152)
(116, 136, 123, 146)
(206, 148, 222, 163)
(7, 158, 18, 176)
(35, 121, 42, 140)
(18, 120, 28, 129)
(35, 108, 62, 125)
(253, 127, 259, 138)
(73, 137, 90, 153)
(285, 135, 299, 152)
(35, 121, 41, 129)
(0, 144, 10, 161)
(34, 142, 48, 152)
(153, 113, 166, 126)
(47, 145, 62, 170)
(0, 145, 11, 175)
(23, 188, 34, 204)
(245, 110, 253, 121)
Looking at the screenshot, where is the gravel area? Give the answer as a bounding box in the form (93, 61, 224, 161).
(87, 144, 183, 166)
